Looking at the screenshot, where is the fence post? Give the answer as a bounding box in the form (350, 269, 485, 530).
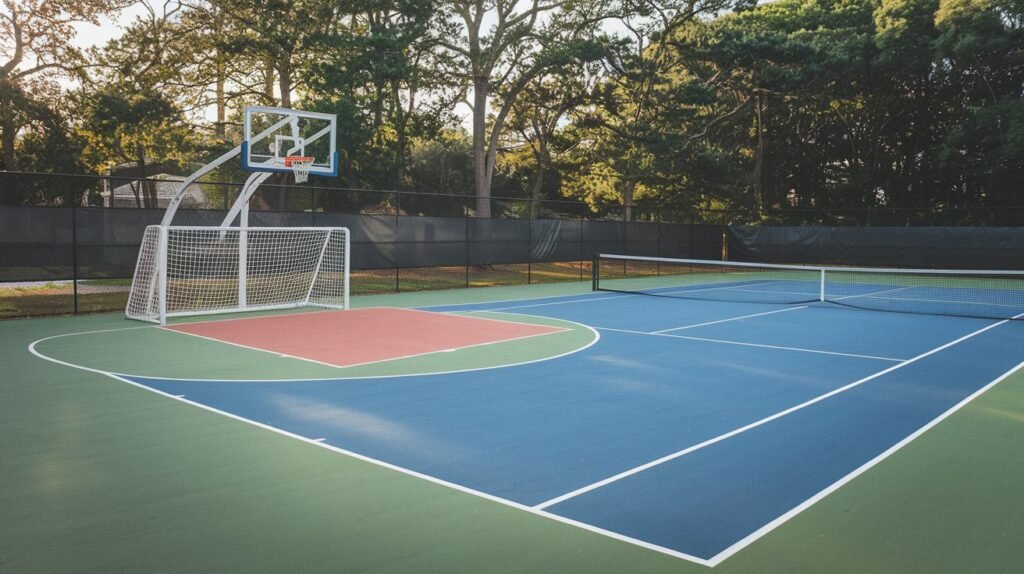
(395, 191, 400, 292)
(578, 215, 584, 281)
(688, 213, 695, 260)
(71, 190, 79, 314)
(527, 200, 532, 285)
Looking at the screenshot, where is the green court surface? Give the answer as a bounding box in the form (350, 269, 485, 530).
(2, 281, 1023, 573)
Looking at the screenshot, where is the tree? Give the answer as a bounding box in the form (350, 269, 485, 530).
(572, 0, 737, 220)
(433, 0, 611, 217)
(78, 88, 196, 207)
(0, 0, 121, 169)
(504, 68, 594, 216)
(205, 0, 337, 107)
(302, 0, 452, 190)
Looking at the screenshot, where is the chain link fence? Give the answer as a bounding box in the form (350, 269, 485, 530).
(0, 172, 726, 318)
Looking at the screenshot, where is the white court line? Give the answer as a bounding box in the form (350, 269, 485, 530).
(161, 316, 569, 370)
(29, 314, 601, 383)
(832, 286, 913, 301)
(26, 314, 1024, 567)
(487, 281, 781, 312)
(23, 341, 712, 567)
(533, 312, 1023, 512)
(417, 289, 606, 310)
(487, 294, 634, 311)
(597, 327, 906, 362)
(623, 280, 783, 299)
(653, 306, 810, 333)
(709, 358, 1024, 566)
(847, 293, 1023, 310)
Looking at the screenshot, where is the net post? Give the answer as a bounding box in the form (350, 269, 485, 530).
(343, 227, 351, 309)
(819, 268, 826, 302)
(157, 226, 168, 325)
(592, 253, 600, 291)
(238, 227, 248, 310)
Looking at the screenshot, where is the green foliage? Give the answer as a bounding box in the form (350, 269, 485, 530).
(5, 0, 1023, 223)
(77, 87, 197, 206)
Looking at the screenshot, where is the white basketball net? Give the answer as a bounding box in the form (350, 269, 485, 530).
(285, 156, 315, 183)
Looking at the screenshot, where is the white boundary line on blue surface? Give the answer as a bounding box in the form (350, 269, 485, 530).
(709, 357, 1024, 566)
(420, 289, 608, 310)
(533, 313, 1024, 526)
(25, 294, 1024, 567)
(486, 294, 634, 311)
(596, 326, 906, 362)
(485, 281, 788, 312)
(25, 338, 713, 567)
(653, 306, 809, 333)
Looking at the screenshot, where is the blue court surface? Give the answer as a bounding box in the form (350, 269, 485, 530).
(120, 293, 1024, 566)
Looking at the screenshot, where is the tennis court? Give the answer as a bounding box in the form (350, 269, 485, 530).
(6, 256, 1024, 572)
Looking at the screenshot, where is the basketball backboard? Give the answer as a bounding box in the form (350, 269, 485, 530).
(242, 106, 338, 177)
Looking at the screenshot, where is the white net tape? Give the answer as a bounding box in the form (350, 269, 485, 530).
(126, 226, 349, 323)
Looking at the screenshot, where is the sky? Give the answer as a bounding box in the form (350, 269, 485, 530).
(64, 1, 750, 129)
(70, 4, 149, 52)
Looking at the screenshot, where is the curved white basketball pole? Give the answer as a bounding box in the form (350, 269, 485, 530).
(221, 171, 271, 228)
(221, 133, 313, 229)
(160, 145, 241, 226)
(161, 115, 296, 227)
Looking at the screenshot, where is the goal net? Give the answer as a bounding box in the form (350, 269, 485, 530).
(126, 226, 349, 324)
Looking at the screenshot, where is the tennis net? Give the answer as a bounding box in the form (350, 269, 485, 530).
(593, 254, 1024, 321)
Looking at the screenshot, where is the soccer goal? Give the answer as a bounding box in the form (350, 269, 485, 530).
(126, 226, 349, 324)
(125, 107, 348, 324)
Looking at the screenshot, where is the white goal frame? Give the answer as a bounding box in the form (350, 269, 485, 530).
(126, 226, 349, 324)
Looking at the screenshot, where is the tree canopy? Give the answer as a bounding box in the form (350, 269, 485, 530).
(1, 0, 1021, 223)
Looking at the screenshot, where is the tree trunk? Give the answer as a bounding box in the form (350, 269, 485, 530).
(394, 82, 409, 187)
(137, 148, 157, 208)
(264, 57, 276, 103)
(621, 180, 636, 222)
(0, 111, 18, 171)
(528, 119, 549, 219)
(472, 76, 491, 218)
(278, 57, 292, 108)
(529, 167, 545, 219)
(215, 60, 226, 138)
(752, 92, 765, 216)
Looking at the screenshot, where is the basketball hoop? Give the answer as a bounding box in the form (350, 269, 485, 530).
(284, 156, 315, 183)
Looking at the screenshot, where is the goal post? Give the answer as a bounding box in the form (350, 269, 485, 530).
(126, 226, 350, 324)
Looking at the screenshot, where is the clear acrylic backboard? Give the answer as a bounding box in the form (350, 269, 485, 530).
(242, 106, 338, 177)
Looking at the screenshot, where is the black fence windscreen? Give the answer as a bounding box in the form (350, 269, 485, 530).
(6, 170, 1023, 319)
(727, 226, 1024, 270)
(0, 172, 726, 318)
